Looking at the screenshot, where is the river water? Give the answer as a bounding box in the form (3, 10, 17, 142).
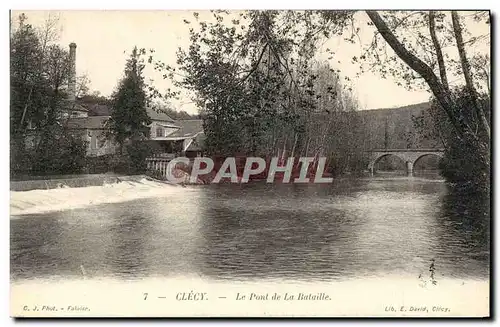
(10, 174, 490, 283)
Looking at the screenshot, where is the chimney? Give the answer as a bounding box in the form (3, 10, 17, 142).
(68, 42, 77, 102)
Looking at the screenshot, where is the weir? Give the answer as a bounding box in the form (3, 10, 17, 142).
(10, 177, 185, 216)
(10, 174, 156, 192)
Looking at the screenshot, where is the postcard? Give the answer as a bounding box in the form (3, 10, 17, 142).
(10, 9, 490, 317)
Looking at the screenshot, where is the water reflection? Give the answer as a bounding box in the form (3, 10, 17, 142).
(196, 203, 359, 281)
(11, 215, 68, 279)
(103, 207, 150, 279)
(432, 186, 490, 279)
(10, 177, 490, 282)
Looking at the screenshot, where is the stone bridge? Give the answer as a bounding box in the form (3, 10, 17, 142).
(367, 148, 444, 176)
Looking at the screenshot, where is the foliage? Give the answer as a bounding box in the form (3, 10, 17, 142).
(125, 141, 155, 173)
(149, 100, 200, 119)
(343, 10, 490, 189)
(150, 10, 363, 173)
(108, 47, 152, 148)
(10, 13, 88, 177)
(79, 91, 112, 106)
(10, 14, 70, 135)
(100, 142, 153, 175)
(158, 107, 199, 120)
(30, 129, 88, 175)
(435, 90, 490, 191)
(106, 47, 155, 174)
(159, 9, 490, 186)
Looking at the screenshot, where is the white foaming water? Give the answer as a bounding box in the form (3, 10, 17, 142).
(10, 179, 194, 216)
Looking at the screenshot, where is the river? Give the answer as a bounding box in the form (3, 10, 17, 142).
(10, 174, 489, 283)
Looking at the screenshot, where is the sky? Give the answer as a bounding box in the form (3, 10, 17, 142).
(12, 10, 490, 114)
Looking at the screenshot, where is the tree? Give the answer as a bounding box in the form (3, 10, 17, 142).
(148, 10, 489, 184)
(109, 46, 152, 149)
(364, 11, 490, 140)
(358, 11, 490, 190)
(150, 10, 361, 168)
(11, 14, 46, 137)
(108, 46, 152, 173)
(75, 74, 90, 98)
(10, 13, 68, 133)
(79, 91, 112, 106)
(10, 13, 87, 176)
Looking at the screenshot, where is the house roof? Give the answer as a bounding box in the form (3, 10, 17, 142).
(147, 107, 176, 122)
(166, 119, 204, 138)
(65, 101, 89, 113)
(86, 104, 112, 116)
(77, 101, 178, 122)
(65, 116, 110, 129)
(156, 121, 180, 129)
(64, 115, 204, 142)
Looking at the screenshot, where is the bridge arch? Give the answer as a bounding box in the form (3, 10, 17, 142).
(367, 149, 444, 176)
(368, 153, 407, 173)
(413, 152, 444, 171)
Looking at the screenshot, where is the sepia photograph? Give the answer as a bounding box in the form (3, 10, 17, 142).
(9, 8, 491, 318)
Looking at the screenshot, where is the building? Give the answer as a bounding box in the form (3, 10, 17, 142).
(64, 116, 116, 157)
(65, 103, 204, 158)
(145, 116, 205, 158)
(55, 42, 205, 158)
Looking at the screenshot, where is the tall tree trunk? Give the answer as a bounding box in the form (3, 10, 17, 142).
(451, 11, 491, 139)
(19, 86, 33, 127)
(281, 137, 287, 161)
(428, 11, 449, 90)
(365, 11, 471, 141)
(484, 69, 491, 97)
(304, 137, 310, 157)
(290, 133, 298, 158)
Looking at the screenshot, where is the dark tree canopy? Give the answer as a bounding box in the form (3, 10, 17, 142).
(109, 46, 152, 147)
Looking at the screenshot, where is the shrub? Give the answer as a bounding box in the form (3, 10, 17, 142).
(30, 132, 87, 176)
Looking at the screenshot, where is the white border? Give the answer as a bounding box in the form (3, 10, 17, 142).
(5, 1, 497, 10)
(2, 1, 497, 326)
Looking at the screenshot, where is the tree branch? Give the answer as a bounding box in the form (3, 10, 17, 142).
(238, 42, 268, 85)
(451, 11, 490, 138)
(366, 10, 469, 140)
(429, 11, 450, 90)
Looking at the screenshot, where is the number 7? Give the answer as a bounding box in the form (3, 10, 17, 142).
(144, 293, 148, 300)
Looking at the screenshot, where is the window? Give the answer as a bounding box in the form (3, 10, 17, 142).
(97, 137, 106, 148)
(90, 134, 97, 150)
(165, 127, 176, 136)
(156, 126, 164, 137)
